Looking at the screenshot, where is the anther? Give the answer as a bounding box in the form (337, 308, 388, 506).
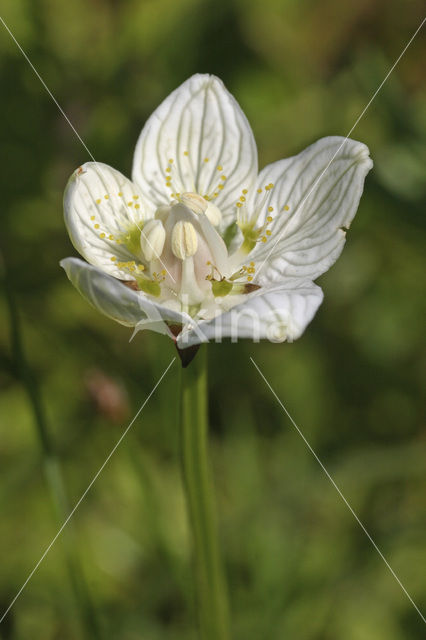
(171, 221, 198, 260)
(140, 219, 166, 261)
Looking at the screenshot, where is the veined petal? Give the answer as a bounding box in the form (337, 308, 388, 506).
(64, 162, 152, 279)
(132, 74, 258, 222)
(246, 137, 373, 284)
(60, 258, 186, 336)
(176, 280, 323, 348)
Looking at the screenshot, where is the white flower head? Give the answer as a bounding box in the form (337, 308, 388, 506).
(61, 74, 372, 352)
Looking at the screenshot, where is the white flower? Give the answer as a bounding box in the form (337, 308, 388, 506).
(61, 74, 372, 349)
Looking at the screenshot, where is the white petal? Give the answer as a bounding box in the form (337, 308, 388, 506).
(132, 74, 258, 222)
(64, 162, 152, 279)
(176, 280, 323, 348)
(247, 137, 373, 284)
(60, 257, 186, 336)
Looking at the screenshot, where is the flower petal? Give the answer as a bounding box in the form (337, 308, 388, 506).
(176, 280, 323, 348)
(246, 137, 373, 284)
(132, 74, 258, 223)
(60, 257, 186, 336)
(64, 162, 152, 279)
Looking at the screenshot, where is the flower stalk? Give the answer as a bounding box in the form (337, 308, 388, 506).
(179, 346, 230, 640)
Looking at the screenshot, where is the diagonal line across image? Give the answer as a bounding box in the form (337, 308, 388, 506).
(251, 356, 426, 625)
(0, 357, 176, 624)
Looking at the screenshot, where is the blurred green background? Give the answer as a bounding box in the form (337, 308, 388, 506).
(0, 0, 425, 638)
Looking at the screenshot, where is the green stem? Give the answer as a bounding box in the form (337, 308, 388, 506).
(1, 253, 102, 638)
(179, 346, 230, 640)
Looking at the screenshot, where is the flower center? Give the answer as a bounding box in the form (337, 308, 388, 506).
(119, 192, 258, 312)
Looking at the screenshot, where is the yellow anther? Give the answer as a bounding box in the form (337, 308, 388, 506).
(137, 264, 145, 271)
(266, 230, 272, 236)
(247, 276, 253, 282)
(268, 206, 274, 212)
(184, 150, 189, 156)
(161, 269, 166, 276)
(90, 215, 95, 220)
(206, 261, 211, 265)
(171, 220, 198, 260)
(104, 194, 109, 199)
(261, 236, 267, 243)
(204, 157, 209, 162)
(96, 199, 101, 204)
(166, 167, 171, 172)
(284, 204, 290, 211)
(242, 189, 248, 194)
(94, 224, 100, 229)
(118, 192, 123, 196)
(109, 235, 114, 240)
(100, 233, 105, 238)
(221, 175, 227, 181)
(110, 256, 116, 262)
(236, 202, 243, 208)
(240, 196, 246, 202)
(213, 192, 219, 198)
(116, 239, 122, 244)
(127, 201, 133, 206)
(218, 184, 224, 190)
(257, 188, 262, 193)
(217, 165, 223, 171)
(250, 261, 255, 267)
(135, 204, 140, 209)
(266, 216, 273, 223)
(168, 158, 173, 163)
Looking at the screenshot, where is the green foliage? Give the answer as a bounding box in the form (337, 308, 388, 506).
(0, 0, 425, 638)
